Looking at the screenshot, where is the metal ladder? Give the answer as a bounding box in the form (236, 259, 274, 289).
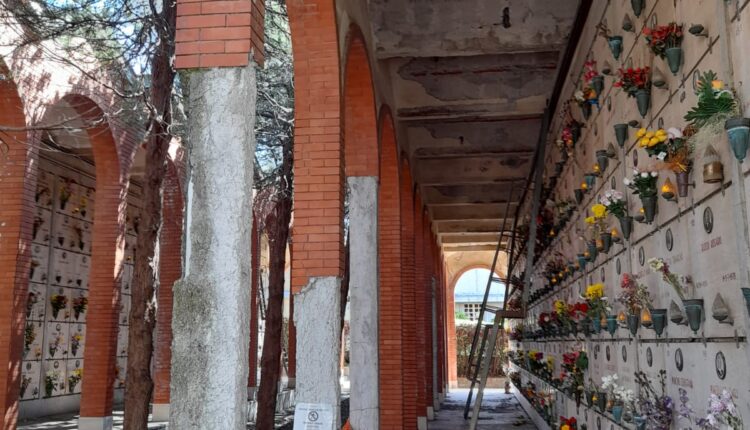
(462, 183, 519, 421)
(464, 109, 550, 429)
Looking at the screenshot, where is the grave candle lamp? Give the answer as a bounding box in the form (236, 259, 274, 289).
(640, 307, 653, 328)
(661, 177, 677, 202)
(634, 207, 646, 223)
(611, 228, 621, 243)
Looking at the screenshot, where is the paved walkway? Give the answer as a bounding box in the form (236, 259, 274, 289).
(429, 388, 538, 430)
(18, 410, 167, 430)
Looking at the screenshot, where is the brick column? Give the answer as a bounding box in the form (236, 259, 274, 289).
(423, 213, 436, 418)
(151, 164, 183, 421)
(399, 161, 417, 429)
(78, 112, 127, 430)
(287, 2, 344, 428)
(170, 1, 263, 425)
(413, 196, 427, 428)
(0, 64, 34, 430)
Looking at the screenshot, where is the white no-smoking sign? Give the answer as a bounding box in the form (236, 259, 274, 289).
(293, 403, 334, 430)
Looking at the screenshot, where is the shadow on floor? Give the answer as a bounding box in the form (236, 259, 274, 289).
(429, 389, 538, 430)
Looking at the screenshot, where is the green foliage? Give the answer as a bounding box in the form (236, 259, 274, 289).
(455, 325, 505, 378)
(455, 310, 468, 320)
(684, 71, 737, 128)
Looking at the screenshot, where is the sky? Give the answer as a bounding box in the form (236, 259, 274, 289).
(454, 268, 505, 303)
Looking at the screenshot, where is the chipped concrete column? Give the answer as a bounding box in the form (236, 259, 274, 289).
(294, 277, 342, 430)
(347, 176, 379, 429)
(169, 64, 257, 429)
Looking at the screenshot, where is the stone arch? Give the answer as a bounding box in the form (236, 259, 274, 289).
(343, 24, 378, 178)
(377, 107, 403, 428)
(0, 59, 32, 430)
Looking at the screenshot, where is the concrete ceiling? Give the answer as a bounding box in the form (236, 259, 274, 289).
(368, 0, 580, 251)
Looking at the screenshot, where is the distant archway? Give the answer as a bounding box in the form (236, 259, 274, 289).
(447, 266, 505, 387)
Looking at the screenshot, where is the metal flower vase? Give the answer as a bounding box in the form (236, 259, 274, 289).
(596, 149, 610, 172)
(635, 89, 651, 118)
(631, 0, 644, 17)
(725, 117, 750, 162)
(608, 36, 623, 60)
(683, 299, 704, 335)
(591, 75, 604, 96)
(587, 241, 598, 261)
(618, 216, 633, 240)
(627, 314, 640, 336)
(665, 47, 683, 75)
(574, 189, 584, 204)
(651, 308, 667, 337)
(612, 404, 624, 423)
(597, 392, 608, 413)
(675, 169, 691, 197)
(742, 288, 750, 316)
(640, 195, 657, 223)
(581, 102, 592, 120)
(614, 123, 629, 148)
(606, 315, 618, 337)
(600, 232, 612, 253)
(592, 317, 602, 333)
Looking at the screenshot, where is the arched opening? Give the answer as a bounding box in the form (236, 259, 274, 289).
(12, 94, 127, 422)
(450, 268, 506, 388)
(377, 108, 403, 428)
(0, 59, 31, 429)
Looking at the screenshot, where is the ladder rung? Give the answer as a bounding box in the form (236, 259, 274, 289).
(491, 276, 503, 283)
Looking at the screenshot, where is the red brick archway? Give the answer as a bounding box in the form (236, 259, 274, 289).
(447, 264, 496, 387)
(377, 107, 403, 427)
(0, 60, 32, 430)
(344, 25, 378, 179)
(288, 0, 344, 292)
(58, 95, 127, 421)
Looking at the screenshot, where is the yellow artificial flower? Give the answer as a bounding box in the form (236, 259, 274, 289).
(639, 137, 650, 147)
(636, 128, 647, 138)
(591, 203, 607, 218)
(584, 216, 595, 225)
(562, 425, 571, 430)
(586, 283, 604, 299)
(658, 134, 668, 142)
(712, 80, 724, 90)
(645, 131, 654, 139)
(648, 137, 660, 147)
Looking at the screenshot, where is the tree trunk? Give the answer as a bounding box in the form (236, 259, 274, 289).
(255, 191, 292, 428)
(123, 1, 176, 428)
(339, 235, 349, 337)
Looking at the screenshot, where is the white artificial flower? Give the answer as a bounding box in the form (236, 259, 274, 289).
(601, 197, 611, 206)
(651, 171, 658, 177)
(605, 190, 613, 198)
(613, 190, 624, 200)
(623, 178, 631, 186)
(657, 152, 667, 160)
(667, 127, 683, 139)
(641, 172, 649, 178)
(633, 169, 640, 175)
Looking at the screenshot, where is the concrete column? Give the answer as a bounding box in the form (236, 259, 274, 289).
(347, 176, 379, 429)
(169, 64, 257, 429)
(294, 277, 342, 430)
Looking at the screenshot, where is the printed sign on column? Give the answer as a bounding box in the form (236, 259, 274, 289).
(293, 403, 334, 430)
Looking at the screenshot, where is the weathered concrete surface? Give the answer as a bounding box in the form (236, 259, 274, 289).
(429, 389, 536, 430)
(294, 277, 342, 430)
(170, 64, 257, 429)
(347, 177, 379, 430)
(78, 417, 114, 430)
